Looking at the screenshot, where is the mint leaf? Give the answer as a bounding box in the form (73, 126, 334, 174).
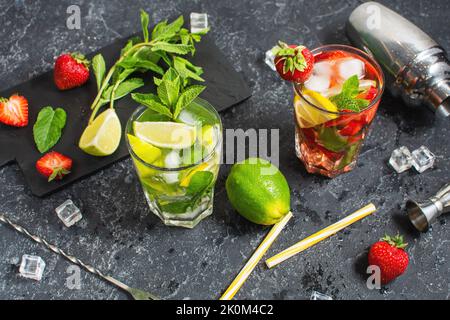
(92, 54, 106, 90)
(157, 79, 179, 108)
(151, 42, 193, 55)
(102, 78, 144, 104)
(152, 16, 184, 41)
(341, 75, 360, 97)
(140, 9, 150, 42)
(318, 127, 348, 153)
(330, 75, 368, 111)
(131, 93, 173, 118)
(173, 57, 204, 82)
(173, 85, 205, 119)
(187, 171, 213, 195)
(33, 107, 67, 153)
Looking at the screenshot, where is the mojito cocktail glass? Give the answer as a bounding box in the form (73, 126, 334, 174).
(294, 44, 384, 178)
(126, 98, 222, 228)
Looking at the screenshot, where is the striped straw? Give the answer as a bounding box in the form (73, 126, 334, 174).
(220, 211, 293, 300)
(265, 203, 376, 269)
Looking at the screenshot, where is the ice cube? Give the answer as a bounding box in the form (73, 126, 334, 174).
(304, 74, 331, 93)
(264, 47, 277, 71)
(310, 291, 333, 300)
(359, 79, 377, 90)
(313, 61, 333, 76)
(411, 146, 435, 173)
(337, 58, 365, 80)
(55, 200, 82, 227)
(389, 146, 413, 173)
(163, 151, 181, 184)
(190, 13, 208, 33)
(19, 254, 45, 281)
(165, 151, 181, 168)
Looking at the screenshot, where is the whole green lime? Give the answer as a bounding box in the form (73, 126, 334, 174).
(226, 158, 291, 225)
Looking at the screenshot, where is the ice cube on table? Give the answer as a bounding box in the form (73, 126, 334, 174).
(264, 47, 277, 71)
(55, 199, 82, 227)
(304, 74, 331, 93)
(411, 146, 435, 173)
(337, 58, 365, 80)
(389, 146, 413, 173)
(19, 254, 45, 281)
(190, 13, 208, 33)
(310, 291, 333, 300)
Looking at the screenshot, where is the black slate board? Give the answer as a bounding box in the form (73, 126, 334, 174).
(0, 36, 251, 197)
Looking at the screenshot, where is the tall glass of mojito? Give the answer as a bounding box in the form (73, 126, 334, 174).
(293, 44, 384, 177)
(126, 98, 222, 228)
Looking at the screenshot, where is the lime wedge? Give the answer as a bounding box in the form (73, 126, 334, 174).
(127, 134, 161, 164)
(133, 121, 197, 149)
(201, 125, 215, 147)
(294, 89, 339, 128)
(79, 109, 122, 156)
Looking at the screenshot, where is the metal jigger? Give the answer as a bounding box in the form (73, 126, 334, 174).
(346, 2, 450, 118)
(406, 183, 450, 232)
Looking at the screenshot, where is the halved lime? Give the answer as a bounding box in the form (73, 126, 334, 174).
(294, 89, 339, 128)
(79, 109, 122, 156)
(134, 121, 197, 149)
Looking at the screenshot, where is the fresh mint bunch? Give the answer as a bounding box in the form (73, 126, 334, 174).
(330, 75, 369, 112)
(86, 10, 208, 125)
(132, 68, 206, 120)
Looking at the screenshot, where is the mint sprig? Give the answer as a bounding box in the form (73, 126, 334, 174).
(330, 75, 369, 112)
(131, 68, 206, 120)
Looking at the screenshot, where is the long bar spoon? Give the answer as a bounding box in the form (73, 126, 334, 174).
(0, 213, 160, 300)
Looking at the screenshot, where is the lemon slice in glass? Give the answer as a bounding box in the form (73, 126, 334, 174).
(133, 121, 197, 149)
(294, 89, 339, 128)
(79, 109, 122, 156)
(127, 134, 161, 164)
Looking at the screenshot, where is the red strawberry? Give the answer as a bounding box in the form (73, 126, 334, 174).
(36, 151, 72, 182)
(274, 42, 314, 83)
(0, 94, 29, 127)
(54, 52, 90, 90)
(364, 86, 378, 101)
(368, 234, 409, 285)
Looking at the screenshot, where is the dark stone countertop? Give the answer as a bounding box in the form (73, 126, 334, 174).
(0, 0, 449, 300)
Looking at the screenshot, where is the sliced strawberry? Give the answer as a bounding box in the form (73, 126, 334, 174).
(325, 110, 356, 128)
(364, 86, 378, 101)
(339, 120, 364, 136)
(0, 94, 29, 127)
(314, 50, 348, 62)
(36, 151, 72, 182)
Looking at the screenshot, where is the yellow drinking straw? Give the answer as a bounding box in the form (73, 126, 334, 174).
(220, 211, 293, 300)
(265, 203, 376, 269)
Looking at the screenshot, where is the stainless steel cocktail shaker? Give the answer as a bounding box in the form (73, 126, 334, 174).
(346, 1, 450, 118)
(406, 182, 450, 232)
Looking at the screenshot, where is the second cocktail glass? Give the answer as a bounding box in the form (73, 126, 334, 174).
(293, 44, 384, 178)
(126, 98, 222, 228)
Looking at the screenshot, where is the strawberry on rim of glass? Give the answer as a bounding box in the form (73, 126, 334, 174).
(273, 43, 385, 178)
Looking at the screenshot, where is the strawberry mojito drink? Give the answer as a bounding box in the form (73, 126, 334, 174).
(274, 44, 384, 177)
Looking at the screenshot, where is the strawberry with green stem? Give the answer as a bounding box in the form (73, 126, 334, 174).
(368, 234, 409, 285)
(273, 41, 314, 83)
(54, 53, 90, 90)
